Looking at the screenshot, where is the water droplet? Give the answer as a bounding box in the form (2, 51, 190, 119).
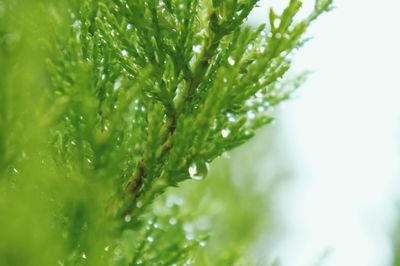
(192, 44, 202, 53)
(147, 219, 153, 225)
(227, 56, 235, 66)
(188, 162, 207, 181)
(124, 215, 132, 222)
(247, 111, 256, 120)
(223, 77, 228, 83)
(82, 253, 87, 259)
(136, 200, 143, 208)
(12, 168, 19, 174)
(126, 24, 133, 30)
(72, 20, 81, 29)
(104, 246, 110, 252)
(147, 236, 154, 243)
(166, 195, 184, 207)
(169, 217, 177, 225)
(273, 18, 281, 29)
(153, 223, 159, 228)
(226, 113, 236, 122)
(86, 158, 92, 164)
(199, 241, 206, 247)
(256, 91, 263, 98)
(188, 164, 197, 178)
(222, 152, 231, 159)
(258, 106, 265, 113)
(183, 223, 194, 232)
(247, 44, 254, 50)
(185, 233, 195, 241)
(113, 78, 122, 91)
(221, 128, 231, 138)
(121, 49, 129, 57)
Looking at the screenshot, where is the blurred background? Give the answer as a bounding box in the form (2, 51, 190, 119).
(248, 0, 400, 265)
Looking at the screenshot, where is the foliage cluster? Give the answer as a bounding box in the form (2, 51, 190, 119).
(0, 0, 331, 265)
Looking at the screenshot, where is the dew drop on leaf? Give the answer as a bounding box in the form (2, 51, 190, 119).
(221, 128, 231, 138)
(247, 111, 256, 120)
(227, 56, 235, 66)
(273, 18, 281, 28)
(136, 200, 143, 208)
(185, 233, 194, 241)
(192, 44, 202, 53)
(124, 215, 132, 222)
(121, 49, 129, 57)
(188, 162, 208, 181)
(169, 217, 177, 225)
(113, 78, 122, 91)
(222, 151, 231, 159)
(188, 164, 197, 178)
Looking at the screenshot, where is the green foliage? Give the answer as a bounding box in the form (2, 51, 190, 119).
(0, 0, 332, 265)
(392, 207, 400, 266)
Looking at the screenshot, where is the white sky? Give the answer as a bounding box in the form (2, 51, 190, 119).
(250, 0, 400, 265)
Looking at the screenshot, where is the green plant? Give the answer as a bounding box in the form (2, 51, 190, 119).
(0, 0, 332, 265)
